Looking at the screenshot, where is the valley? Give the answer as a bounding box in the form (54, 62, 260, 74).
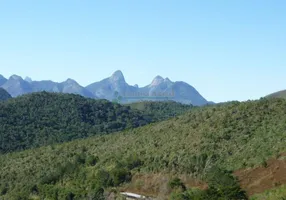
(1, 1, 285, 199)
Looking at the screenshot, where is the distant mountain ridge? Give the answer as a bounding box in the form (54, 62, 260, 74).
(0, 70, 212, 106)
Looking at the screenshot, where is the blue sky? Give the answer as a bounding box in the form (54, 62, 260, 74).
(0, 0, 285, 102)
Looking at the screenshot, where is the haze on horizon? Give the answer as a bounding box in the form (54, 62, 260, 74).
(0, 0, 285, 103)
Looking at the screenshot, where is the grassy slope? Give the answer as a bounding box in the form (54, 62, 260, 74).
(266, 89, 286, 99)
(1, 98, 286, 198)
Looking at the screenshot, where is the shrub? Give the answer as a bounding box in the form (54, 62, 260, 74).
(86, 155, 99, 166)
(65, 192, 75, 200)
(87, 187, 105, 200)
(168, 177, 186, 191)
(170, 189, 206, 200)
(94, 170, 112, 188)
(40, 171, 62, 185)
(74, 153, 86, 165)
(0, 185, 8, 195)
(205, 167, 248, 199)
(110, 167, 132, 186)
(125, 154, 143, 170)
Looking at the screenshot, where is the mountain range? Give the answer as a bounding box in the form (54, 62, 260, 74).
(0, 70, 211, 106)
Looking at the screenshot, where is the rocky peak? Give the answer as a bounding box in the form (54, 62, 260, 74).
(25, 77, 33, 83)
(9, 75, 23, 81)
(164, 77, 172, 83)
(110, 70, 126, 83)
(64, 78, 78, 85)
(150, 75, 164, 86)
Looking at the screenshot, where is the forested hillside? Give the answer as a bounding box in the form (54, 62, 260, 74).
(1, 98, 286, 199)
(128, 101, 193, 121)
(0, 92, 153, 153)
(0, 92, 193, 154)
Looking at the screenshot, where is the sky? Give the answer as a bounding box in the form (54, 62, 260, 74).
(0, 0, 285, 103)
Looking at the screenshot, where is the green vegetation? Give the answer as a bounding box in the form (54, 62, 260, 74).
(0, 92, 155, 153)
(0, 92, 193, 154)
(170, 169, 247, 200)
(0, 97, 286, 199)
(168, 177, 186, 191)
(250, 184, 286, 200)
(266, 89, 286, 99)
(0, 88, 11, 101)
(128, 101, 193, 121)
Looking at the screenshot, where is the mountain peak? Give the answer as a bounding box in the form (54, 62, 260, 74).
(154, 75, 164, 80)
(25, 77, 33, 83)
(110, 70, 125, 82)
(164, 77, 172, 83)
(65, 78, 78, 84)
(10, 75, 23, 81)
(112, 70, 124, 78)
(150, 75, 164, 86)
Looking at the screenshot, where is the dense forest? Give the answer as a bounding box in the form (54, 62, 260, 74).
(0, 88, 12, 101)
(0, 92, 192, 153)
(0, 97, 286, 199)
(127, 101, 193, 121)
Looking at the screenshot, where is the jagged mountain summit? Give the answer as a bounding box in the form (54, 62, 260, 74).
(1, 75, 33, 97)
(86, 70, 209, 105)
(0, 71, 211, 106)
(137, 75, 208, 106)
(24, 76, 33, 83)
(86, 70, 138, 101)
(60, 78, 95, 98)
(0, 75, 95, 98)
(30, 78, 94, 98)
